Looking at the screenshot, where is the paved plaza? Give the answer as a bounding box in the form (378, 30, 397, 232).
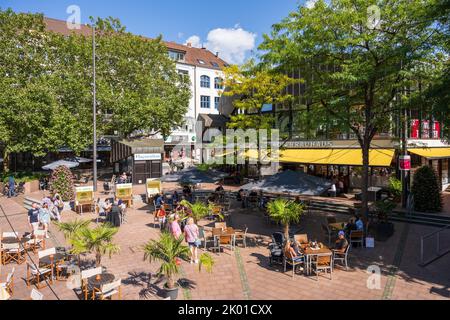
(0, 187, 449, 301)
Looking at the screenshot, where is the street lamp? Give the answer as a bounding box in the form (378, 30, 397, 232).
(92, 24, 98, 192)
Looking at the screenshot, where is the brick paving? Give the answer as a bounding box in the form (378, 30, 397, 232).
(1, 186, 449, 300)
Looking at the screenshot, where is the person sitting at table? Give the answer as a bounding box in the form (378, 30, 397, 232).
(215, 184, 224, 192)
(355, 215, 364, 231)
(333, 231, 349, 253)
(284, 241, 304, 264)
(155, 206, 167, 228)
(155, 192, 165, 209)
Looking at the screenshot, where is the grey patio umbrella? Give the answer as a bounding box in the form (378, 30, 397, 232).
(161, 167, 224, 184)
(42, 160, 80, 171)
(241, 170, 332, 196)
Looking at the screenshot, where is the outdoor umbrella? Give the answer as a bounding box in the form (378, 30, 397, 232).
(241, 170, 332, 196)
(42, 160, 80, 171)
(161, 167, 224, 184)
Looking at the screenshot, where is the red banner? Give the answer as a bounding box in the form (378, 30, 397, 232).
(410, 119, 420, 139)
(433, 121, 441, 139)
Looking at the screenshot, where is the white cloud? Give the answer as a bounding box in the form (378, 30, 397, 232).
(185, 27, 256, 65)
(177, 32, 184, 39)
(305, 0, 318, 9)
(185, 35, 202, 48)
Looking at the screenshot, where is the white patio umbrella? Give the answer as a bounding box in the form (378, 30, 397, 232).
(42, 160, 80, 171)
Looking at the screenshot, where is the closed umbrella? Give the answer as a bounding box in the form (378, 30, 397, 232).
(42, 160, 79, 171)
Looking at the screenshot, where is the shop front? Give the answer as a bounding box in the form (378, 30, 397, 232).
(111, 139, 164, 185)
(408, 139, 450, 191)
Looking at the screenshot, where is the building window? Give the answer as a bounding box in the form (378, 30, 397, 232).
(169, 50, 185, 61)
(200, 96, 211, 109)
(198, 59, 206, 65)
(211, 62, 220, 68)
(215, 97, 220, 110)
(214, 77, 224, 89)
(200, 75, 210, 88)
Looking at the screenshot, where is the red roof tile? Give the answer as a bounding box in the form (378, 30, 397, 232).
(43, 17, 229, 70)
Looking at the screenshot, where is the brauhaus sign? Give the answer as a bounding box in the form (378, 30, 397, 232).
(284, 141, 334, 148)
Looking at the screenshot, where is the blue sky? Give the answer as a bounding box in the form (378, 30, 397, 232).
(0, 0, 307, 64)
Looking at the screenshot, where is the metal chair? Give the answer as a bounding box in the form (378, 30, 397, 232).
(311, 253, 333, 281)
(294, 234, 308, 245)
(284, 254, 305, 278)
(235, 227, 248, 248)
(333, 244, 351, 270)
(350, 230, 364, 248)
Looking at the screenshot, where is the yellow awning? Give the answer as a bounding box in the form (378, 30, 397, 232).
(246, 149, 395, 167)
(409, 148, 450, 159)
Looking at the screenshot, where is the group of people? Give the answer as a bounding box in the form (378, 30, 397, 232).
(153, 192, 200, 264)
(117, 172, 130, 184)
(98, 197, 127, 227)
(27, 194, 64, 238)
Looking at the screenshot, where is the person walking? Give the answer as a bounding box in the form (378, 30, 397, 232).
(39, 203, 51, 238)
(28, 203, 40, 236)
(170, 214, 182, 239)
(184, 217, 200, 264)
(7, 175, 16, 198)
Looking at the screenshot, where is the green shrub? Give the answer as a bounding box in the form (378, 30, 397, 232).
(411, 166, 442, 213)
(49, 166, 75, 201)
(1, 172, 47, 184)
(388, 177, 402, 202)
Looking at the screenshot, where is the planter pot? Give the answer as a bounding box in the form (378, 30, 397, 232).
(24, 180, 40, 194)
(163, 284, 179, 300)
(374, 222, 395, 241)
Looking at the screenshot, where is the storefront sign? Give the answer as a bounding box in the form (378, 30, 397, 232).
(285, 141, 334, 149)
(399, 155, 411, 171)
(134, 153, 162, 161)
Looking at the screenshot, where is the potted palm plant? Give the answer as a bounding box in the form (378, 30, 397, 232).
(143, 232, 190, 300)
(267, 198, 305, 245)
(179, 200, 210, 223)
(54, 219, 91, 265)
(143, 232, 215, 300)
(70, 223, 120, 267)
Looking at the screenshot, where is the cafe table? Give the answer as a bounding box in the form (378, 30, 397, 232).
(88, 273, 115, 289)
(212, 227, 236, 251)
(300, 244, 333, 275)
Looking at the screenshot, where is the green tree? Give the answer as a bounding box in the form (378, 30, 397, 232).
(260, 0, 445, 216)
(70, 223, 120, 267)
(0, 9, 94, 172)
(54, 219, 91, 241)
(412, 166, 443, 213)
(91, 17, 191, 139)
(221, 62, 300, 176)
(267, 198, 304, 246)
(179, 200, 210, 223)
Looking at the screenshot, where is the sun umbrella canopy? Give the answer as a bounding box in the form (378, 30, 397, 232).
(241, 170, 332, 196)
(42, 160, 80, 171)
(161, 167, 224, 184)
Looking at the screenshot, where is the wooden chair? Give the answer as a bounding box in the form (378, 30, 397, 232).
(311, 253, 333, 281)
(26, 262, 53, 289)
(2, 243, 26, 265)
(235, 226, 248, 248)
(350, 230, 364, 247)
(30, 288, 44, 300)
(93, 279, 121, 300)
(333, 244, 351, 271)
(81, 267, 102, 300)
(2, 232, 19, 238)
(0, 267, 15, 295)
(27, 230, 46, 253)
(294, 234, 309, 245)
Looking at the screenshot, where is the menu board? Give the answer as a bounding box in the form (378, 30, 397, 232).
(75, 186, 94, 203)
(116, 183, 133, 198)
(146, 179, 161, 197)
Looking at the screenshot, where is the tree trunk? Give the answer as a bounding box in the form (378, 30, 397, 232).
(3, 149, 10, 173)
(283, 223, 290, 250)
(361, 142, 370, 220)
(95, 252, 102, 267)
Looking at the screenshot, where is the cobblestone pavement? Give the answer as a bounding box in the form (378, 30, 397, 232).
(1, 188, 449, 301)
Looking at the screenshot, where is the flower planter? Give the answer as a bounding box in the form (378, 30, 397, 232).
(163, 284, 179, 300)
(24, 180, 40, 194)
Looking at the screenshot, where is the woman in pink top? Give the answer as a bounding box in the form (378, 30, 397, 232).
(170, 214, 182, 239)
(184, 217, 200, 264)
